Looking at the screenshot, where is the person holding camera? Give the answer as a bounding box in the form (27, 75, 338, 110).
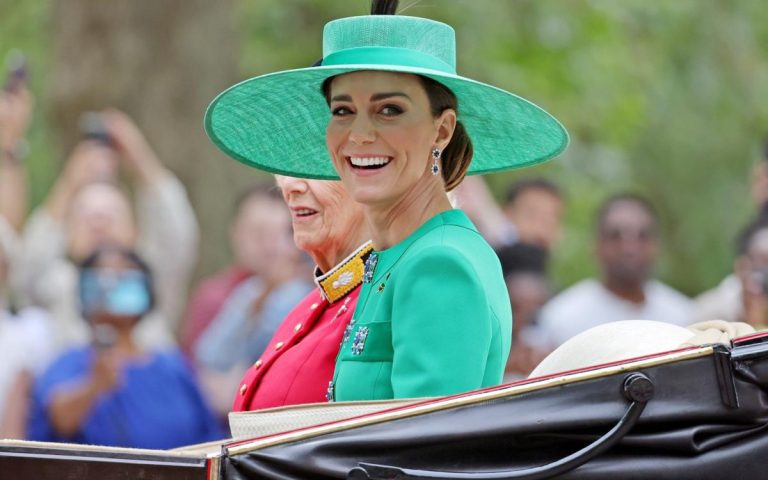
(13, 110, 198, 353)
(26, 246, 222, 448)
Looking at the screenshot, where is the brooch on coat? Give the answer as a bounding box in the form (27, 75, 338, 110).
(351, 326, 369, 355)
(363, 253, 378, 284)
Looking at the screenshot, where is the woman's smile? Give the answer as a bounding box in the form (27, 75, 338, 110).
(346, 154, 393, 176)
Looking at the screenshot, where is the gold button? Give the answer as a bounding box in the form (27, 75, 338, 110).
(310, 302, 319, 310)
(275, 341, 284, 350)
(294, 323, 302, 332)
(239, 384, 247, 396)
(254, 359, 263, 369)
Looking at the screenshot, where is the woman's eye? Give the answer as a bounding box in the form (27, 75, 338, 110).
(380, 105, 403, 116)
(331, 106, 352, 116)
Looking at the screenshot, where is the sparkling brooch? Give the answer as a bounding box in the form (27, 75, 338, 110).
(363, 253, 378, 284)
(342, 318, 356, 344)
(351, 326, 369, 355)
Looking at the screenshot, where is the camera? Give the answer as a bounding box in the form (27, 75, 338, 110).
(3, 50, 27, 92)
(78, 111, 113, 146)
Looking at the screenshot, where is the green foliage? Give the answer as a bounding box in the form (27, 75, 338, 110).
(3, 0, 768, 295)
(0, 0, 55, 207)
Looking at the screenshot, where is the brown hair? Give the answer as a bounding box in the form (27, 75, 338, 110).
(321, 74, 473, 192)
(418, 76, 473, 192)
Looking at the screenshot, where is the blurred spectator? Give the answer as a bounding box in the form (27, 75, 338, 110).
(497, 243, 552, 381)
(0, 74, 31, 231)
(452, 176, 564, 254)
(750, 137, 768, 208)
(27, 246, 222, 449)
(451, 176, 516, 247)
(0, 84, 54, 438)
(530, 194, 692, 349)
(192, 184, 312, 415)
(695, 139, 768, 326)
(180, 184, 297, 357)
(13, 110, 198, 352)
(694, 216, 768, 328)
(502, 178, 564, 252)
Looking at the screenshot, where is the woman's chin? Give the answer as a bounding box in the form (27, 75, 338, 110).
(342, 181, 392, 205)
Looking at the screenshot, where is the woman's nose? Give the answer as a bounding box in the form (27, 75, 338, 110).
(348, 115, 376, 145)
(276, 175, 308, 195)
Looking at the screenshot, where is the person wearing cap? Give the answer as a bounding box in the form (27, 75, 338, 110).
(230, 176, 371, 411)
(27, 246, 222, 449)
(205, 1, 567, 401)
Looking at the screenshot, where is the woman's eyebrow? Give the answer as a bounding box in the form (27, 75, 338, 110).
(370, 92, 411, 101)
(330, 92, 412, 102)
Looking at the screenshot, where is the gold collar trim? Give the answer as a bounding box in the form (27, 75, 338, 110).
(314, 242, 373, 304)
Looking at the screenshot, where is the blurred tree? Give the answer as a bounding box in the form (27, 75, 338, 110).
(3, 0, 768, 299)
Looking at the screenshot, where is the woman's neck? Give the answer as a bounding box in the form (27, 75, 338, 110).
(365, 180, 452, 250)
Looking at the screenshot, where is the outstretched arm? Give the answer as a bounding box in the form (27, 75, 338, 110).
(0, 86, 33, 231)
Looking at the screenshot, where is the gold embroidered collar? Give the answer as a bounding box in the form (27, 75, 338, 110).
(314, 241, 373, 304)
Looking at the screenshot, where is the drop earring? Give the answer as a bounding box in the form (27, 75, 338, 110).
(431, 148, 441, 176)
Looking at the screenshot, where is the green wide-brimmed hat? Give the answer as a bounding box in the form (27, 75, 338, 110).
(205, 15, 568, 179)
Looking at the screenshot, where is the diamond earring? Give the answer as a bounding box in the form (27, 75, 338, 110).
(431, 148, 441, 176)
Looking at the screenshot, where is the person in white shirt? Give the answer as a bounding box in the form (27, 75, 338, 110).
(530, 194, 692, 349)
(13, 111, 198, 353)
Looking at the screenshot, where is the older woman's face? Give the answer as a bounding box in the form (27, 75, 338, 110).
(275, 176, 365, 255)
(326, 71, 453, 206)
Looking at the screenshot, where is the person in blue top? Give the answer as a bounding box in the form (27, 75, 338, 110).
(27, 245, 222, 449)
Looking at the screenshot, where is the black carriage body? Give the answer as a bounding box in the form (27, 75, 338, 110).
(2, 334, 768, 480)
(222, 336, 768, 480)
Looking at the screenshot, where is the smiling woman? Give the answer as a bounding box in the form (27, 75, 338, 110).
(206, 0, 567, 402)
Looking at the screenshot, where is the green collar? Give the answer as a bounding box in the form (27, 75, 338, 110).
(365, 209, 476, 286)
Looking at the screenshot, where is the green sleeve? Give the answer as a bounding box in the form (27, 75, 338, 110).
(391, 245, 492, 398)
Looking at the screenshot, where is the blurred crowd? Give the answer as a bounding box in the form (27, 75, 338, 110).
(2, 80, 767, 448)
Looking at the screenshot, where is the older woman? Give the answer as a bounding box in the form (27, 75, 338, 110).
(207, 1, 567, 401)
(232, 176, 370, 411)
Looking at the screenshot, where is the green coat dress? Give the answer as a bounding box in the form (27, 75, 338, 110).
(329, 209, 512, 401)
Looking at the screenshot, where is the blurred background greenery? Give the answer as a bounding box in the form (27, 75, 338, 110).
(1, 0, 767, 296)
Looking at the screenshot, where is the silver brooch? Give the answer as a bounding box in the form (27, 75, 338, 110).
(363, 253, 378, 284)
(342, 318, 356, 344)
(351, 326, 369, 355)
